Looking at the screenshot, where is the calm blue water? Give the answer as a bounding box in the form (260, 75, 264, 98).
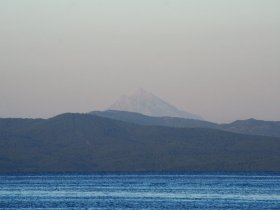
(0, 173, 280, 209)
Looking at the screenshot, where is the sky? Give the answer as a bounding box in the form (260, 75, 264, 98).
(0, 0, 280, 123)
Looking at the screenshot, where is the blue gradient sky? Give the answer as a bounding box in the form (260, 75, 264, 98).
(0, 0, 280, 122)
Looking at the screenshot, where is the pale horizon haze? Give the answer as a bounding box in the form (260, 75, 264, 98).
(0, 0, 280, 123)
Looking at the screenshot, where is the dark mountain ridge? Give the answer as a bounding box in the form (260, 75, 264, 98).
(91, 110, 218, 129)
(0, 113, 280, 172)
(91, 110, 280, 138)
(220, 118, 280, 137)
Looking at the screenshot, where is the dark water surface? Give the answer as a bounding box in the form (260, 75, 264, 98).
(0, 172, 280, 209)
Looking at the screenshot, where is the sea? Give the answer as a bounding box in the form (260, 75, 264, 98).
(0, 172, 280, 209)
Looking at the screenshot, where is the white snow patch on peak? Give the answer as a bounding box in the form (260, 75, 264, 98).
(109, 89, 203, 120)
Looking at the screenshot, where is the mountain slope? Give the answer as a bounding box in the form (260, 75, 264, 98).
(221, 118, 280, 138)
(91, 110, 280, 138)
(0, 118, 43, 132)
(1, 113, 280, 172)
(91, 110, 217, 129)
(109, 89, 203, 120)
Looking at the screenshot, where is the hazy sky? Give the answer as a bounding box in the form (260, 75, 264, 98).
(0, 0, 280, 122)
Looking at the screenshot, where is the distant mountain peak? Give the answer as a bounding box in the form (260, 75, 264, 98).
(132, 88, 155, 98)
(109, 89, 203, 120)
(133, 88, 150, 96)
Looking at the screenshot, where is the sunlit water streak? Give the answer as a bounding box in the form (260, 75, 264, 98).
(0, 173, 280, 209)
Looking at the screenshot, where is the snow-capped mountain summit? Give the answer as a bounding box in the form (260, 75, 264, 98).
(109, 89, 203, 120)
